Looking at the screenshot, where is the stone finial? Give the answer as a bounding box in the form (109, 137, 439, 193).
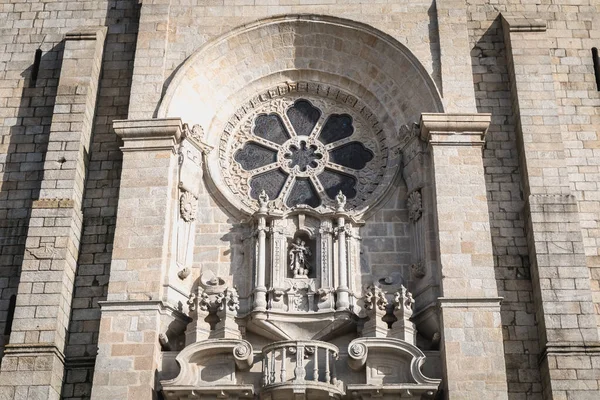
(393, 285, 414, 316)
(362, 284, 389, 338)
(225, 286, 240, 312)
(390, 285, 416, 343)
(258, 190, 269, 213)
(363, 284, 387, 311)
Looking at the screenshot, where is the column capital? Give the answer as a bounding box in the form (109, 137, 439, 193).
(113, 118, 183, 152)
(420, 113, 491, 146)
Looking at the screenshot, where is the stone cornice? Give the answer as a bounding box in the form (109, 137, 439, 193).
(438, 296, 503, 308)
(98, 299, 191, 322)
(113, 118, 183, 152)
(3, 343, 66, 364)
(420, 113, 491, 146)
(540, 342, 600, 365)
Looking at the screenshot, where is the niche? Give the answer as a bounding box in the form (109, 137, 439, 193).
(288, 232, 316, 280)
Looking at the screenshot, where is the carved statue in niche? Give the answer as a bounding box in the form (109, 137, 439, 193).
(289, 237, 311, 278)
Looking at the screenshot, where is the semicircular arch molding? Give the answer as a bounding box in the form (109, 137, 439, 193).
(158, 14, 443, 129)
(158, 14, 443, 217)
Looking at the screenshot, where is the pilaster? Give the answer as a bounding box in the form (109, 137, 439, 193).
(435, 0, 477, 112)
(502, 14, 600, 399)
(90, 118, 183, 399)
(421, 113, 509, 399)
(0, 26, 106, 400)
(128, 0, 172, 119)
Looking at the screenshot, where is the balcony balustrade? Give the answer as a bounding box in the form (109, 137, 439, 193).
(261, 340, 344, 399)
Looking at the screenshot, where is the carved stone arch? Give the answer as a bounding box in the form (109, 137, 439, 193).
(157, 15, 443, 219)
(157, 14, 443, 125)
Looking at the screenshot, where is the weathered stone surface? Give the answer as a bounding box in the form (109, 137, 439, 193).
(0, 2, 599, 400)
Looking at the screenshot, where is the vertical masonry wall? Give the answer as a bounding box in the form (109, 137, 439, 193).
(467, 1, 600, 398)
(0, 1, 139, 399)
(0, 0, 598, 399)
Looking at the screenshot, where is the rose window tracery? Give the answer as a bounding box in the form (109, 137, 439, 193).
(230, 98, 379, 210)
(216, 84, 400, 214)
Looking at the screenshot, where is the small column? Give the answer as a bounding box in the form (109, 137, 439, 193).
(502, 14, 600, 399)
(421, 113, 509, 400)
(317, 220, 334, 310)
(0, 27, 106, 400)
(90, 119, 182, 400)
(253, 192, 269, 311)
(335, 193, 350, 310)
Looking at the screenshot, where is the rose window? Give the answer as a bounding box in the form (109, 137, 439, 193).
(231, 99, 377, 209)
(216, 86, 397, 215)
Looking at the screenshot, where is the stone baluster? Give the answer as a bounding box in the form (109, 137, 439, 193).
(325, 348, 331, 383)
(262, 356, 269, 386)
(295, 344, 306, 382)
(313, 347, 319, 382)
(270, 349, 276, 384)
(280, 347, 287, 382)
(331, 351, 338, 385)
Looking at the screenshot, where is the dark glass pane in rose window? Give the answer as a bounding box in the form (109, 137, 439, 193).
(319, 169, 357, 199)
(234, 142, 278, 171)
(286, 178, 321, 208)
(329, 142, 374, 170)
(254, 114, 290, 145)
(287, 100, 321, 136)
(250, 169, 288, 200)
(318, 114, 354, 144)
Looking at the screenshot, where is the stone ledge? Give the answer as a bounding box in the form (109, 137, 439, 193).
(501, 13, 547, 32)
(98, 299, 191, 322)
(113, 118, 182, 140)
(526, 193, 579, 207)
(32, 198, 75, 209)
(420, 113, 491, 146)
(540, 342, 600, 364)
(3, 343, 65, 364)
(65, 26, 107, 42)
(113, 118, 183, 152)
(64, 356, 96, 369)
(438, 297, 503, 308)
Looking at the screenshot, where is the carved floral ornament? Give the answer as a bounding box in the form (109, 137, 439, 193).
(213, 83, 402, 216)
(407, 189, 423, 222)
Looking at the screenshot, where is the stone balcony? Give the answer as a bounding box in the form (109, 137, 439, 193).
(260, 340, 345, 400)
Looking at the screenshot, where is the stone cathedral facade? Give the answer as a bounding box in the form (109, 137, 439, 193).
(0, 1, 599, 400)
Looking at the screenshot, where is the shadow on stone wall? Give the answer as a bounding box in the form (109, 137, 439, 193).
(0, 41, 64, 358)
(61, 1, 140, 399)
(472, 16, 542, 399)
(427, 0, 443, 95)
